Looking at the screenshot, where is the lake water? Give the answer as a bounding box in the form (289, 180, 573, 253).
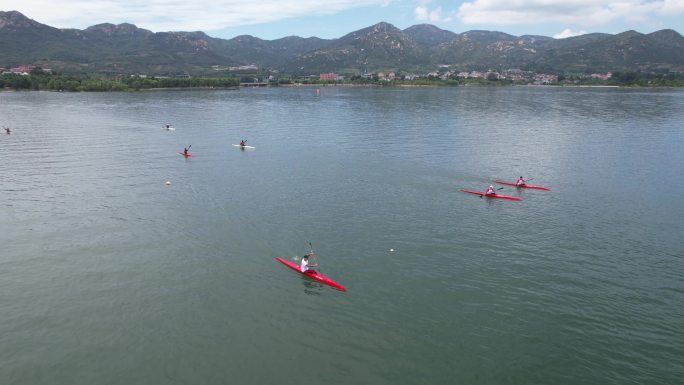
(1, 86, 682, 385)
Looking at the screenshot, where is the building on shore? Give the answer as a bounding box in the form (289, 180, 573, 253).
(319, 73, 339, 81)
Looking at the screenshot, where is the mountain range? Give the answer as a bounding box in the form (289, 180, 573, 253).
(1, 11, 683, 76)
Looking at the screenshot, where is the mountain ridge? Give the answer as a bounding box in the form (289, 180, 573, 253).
(1, 11, 683, 75)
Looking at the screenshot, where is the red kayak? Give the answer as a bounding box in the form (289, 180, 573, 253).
(494, 181, 550, 191)
(460, 189, 522, 201)
(275, 257, 346, 292)
(178, 152, 192, 157)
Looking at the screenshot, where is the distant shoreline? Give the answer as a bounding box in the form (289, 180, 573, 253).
(4, 83, 684, 92)
(280, 83, 682, 89)
(142, 86, 240, 91)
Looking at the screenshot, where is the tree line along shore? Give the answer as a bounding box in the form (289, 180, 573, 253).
(2, 70, 683, 92)
(0, 72, 240, 92)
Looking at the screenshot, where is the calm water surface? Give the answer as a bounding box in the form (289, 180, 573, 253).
(1, 87, 683, 384)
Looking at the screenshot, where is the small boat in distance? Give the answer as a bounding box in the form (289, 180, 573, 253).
(493, 181, 550, 191)
(459, 189, 522, 201)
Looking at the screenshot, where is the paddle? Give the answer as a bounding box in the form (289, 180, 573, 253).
(309, 242, 322, 273)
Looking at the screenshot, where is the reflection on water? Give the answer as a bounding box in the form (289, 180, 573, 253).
(302, 280, 324, 295)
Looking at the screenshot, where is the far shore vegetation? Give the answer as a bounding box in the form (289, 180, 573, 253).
(0, 69, 240, 91)
(2, 68, 684, 92)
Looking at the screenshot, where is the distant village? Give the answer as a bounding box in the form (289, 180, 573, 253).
(313, 69, 613, 84)
(3, 63, 615, 86)
(0, 65, 52, 75)
(214, 65, 613, 85)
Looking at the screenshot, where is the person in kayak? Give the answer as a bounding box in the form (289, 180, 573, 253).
(4, 127, 10, 134)
(300, 253, 318, 273)
(240, 140, 247, 147)
(183, 147, 189, 155)
(485, 185, 496, 195)
(516, 176, 526, 186)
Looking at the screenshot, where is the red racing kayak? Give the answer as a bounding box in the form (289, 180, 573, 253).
(459, 189, 522, 201)
(494, 181, 550, 191)
(275, 257, 346, 292)
(178, 152, 192, 157)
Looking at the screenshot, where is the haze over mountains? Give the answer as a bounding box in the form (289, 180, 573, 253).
(1, 11, 683, 76)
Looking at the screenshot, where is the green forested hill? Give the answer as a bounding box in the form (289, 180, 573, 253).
(1, 11, 683, 75)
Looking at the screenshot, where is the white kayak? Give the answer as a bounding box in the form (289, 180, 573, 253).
(161, 126, 175, 131)
(232, 144, 255, 149)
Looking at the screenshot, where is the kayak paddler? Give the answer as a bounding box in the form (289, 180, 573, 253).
(516, 176, 526, 186)
(183, 147, 189, 155)
(4, 127, 10, 134)
(240, 139, 247, 147)
(485, 185, 496, 195)
(300, 252, 319, 273)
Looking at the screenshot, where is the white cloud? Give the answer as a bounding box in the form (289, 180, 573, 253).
(553, 28, 587, 38)
(661, 0, 684, 13)
(414, 5, 453, 22)
(415, 6, 430, 20)
(456, 0, 684, 27)
(8, 0, 393, 32)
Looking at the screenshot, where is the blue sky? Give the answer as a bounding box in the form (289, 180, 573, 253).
(4, 0, 684, 40)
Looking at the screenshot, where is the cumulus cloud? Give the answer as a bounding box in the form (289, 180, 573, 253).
(414, 4, 453, 22)
(9, 0, 393, 32)
(553, 28, 588, 38)
(415, 6, 438, 21)
(661, 0, 684, 13)
(456, 0, 684, 27)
